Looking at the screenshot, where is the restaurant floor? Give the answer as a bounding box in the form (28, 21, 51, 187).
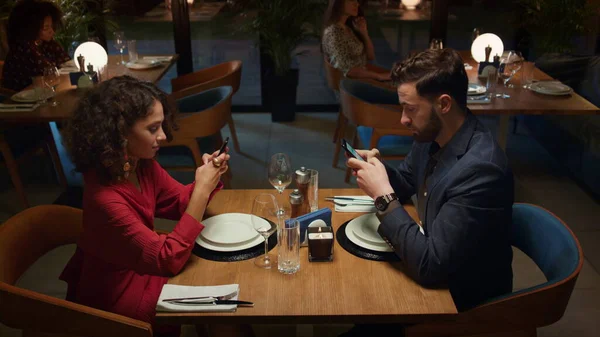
(1, 113, 599, 336)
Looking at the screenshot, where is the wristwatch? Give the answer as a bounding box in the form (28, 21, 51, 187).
(375, 193, 398, 212)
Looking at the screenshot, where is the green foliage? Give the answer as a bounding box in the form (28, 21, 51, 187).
(235, 0, 327, 76)
(1, 0, 119, 51)
(516, 0, 598, 54)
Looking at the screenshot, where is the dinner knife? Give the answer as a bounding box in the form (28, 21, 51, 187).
(170, 299, 254, 307)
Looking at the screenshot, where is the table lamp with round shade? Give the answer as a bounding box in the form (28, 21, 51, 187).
(471, 33, 504, 63)
(73, 42, 108, 81)
(401, 0, 421, 10)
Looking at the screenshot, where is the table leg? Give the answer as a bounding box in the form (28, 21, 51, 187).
(497, 115, 510, 150)
(46, 123, 68, 189)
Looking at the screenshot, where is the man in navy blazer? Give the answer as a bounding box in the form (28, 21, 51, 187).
(347, 48, 514, 312)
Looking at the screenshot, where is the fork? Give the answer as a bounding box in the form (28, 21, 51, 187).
(332, 201, 374, 207)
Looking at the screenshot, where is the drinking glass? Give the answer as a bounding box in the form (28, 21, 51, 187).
(127, 40, 138, 62)
(499, 51, 523, 88)
(268, 153, 292, 214)
(251, 193, 279, 269)
(43, 67, 60, 106)
(521, 61, 535, 89)
(278, 219, 300, 274)
(113, 31, 127, 65)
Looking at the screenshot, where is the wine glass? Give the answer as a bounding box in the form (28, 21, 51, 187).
(268, 153, 292, 214)
(43, 66, 61, 107)
(251, 193, 279, 269)
(113, 31, 127, 65)
(498, 51, 523, 88)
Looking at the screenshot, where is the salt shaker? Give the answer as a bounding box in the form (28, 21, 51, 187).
(295, 167, 311, 214)
(289, 189, 304, 218)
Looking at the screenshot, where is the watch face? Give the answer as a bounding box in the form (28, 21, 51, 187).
(375, 197, 387, 211)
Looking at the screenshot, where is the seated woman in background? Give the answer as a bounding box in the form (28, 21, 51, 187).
(322, 0, 391, 81)
(60, 76, 251, 337)
(2, 0, 70, 91)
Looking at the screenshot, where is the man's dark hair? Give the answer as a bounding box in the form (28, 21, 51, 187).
(7, 0, 64, 46)
(63, 76, 178, 185)
(392, 48, 468, 110)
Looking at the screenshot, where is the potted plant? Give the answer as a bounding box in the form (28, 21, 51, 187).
(233, 0, 326, 122)
(515, 0, 598, 57)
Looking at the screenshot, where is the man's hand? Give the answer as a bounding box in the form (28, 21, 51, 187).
(354, 148, 381, 161)
(347, 156, 394, 199)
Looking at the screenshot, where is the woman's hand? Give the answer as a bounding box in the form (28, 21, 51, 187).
(352, 17, 368, 36)
(195, 149, 230, 193)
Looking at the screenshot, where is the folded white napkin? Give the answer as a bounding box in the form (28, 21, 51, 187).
(143, 56, 173, 63)
(59, 66, 81, 75)
(333, 196, 377, 213)
(0, 103, 40, 112)
(156, 284, 239, 313)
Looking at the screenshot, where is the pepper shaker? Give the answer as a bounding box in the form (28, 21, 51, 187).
(295, 167, 311, 215)
(289, 189, 304, 218)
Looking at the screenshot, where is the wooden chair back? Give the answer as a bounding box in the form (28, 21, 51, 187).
(170, 60, 242, 100)
(340, 78, 412, 142)
(170, 86, 233, 142)
(0, 205, 153, 337)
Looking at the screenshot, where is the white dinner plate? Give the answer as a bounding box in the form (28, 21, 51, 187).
(350, 213, 386, 245)
(529, 82, 572, 96)
(125, 59, 161, 70)
(196, 233, 264, 252)
(11, 89, 44, 103)
(345, 215, 393, 252)
(199, 213, 260, 245)
(467, 83, 487, 96)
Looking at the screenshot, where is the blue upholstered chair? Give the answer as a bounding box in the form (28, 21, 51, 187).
(336, 78, 413, 182)
(405, 203, 583, 337)
(158, 86, 233, 187)
(170, 61, 242, 153)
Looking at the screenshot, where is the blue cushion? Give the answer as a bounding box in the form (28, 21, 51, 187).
(357, 126, 412, 156)
(511, 204, 580, 283)
(484, 204, 580, 304)
(340, 79, 398, 105)
(176, 86, 232, 113)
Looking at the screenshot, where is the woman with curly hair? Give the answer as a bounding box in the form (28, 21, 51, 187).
(2, 0, 70, 91)
(58, 76, 241, 336)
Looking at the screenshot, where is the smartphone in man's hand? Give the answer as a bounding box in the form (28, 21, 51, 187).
(341, 139, 365, 161)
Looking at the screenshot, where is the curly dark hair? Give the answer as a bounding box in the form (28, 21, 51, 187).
(392, 48, 468, 110)
(63, 76, 178, 185)
(7, 0, 64, 47)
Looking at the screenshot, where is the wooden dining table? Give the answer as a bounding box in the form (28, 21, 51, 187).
(155, 188, 458, 325)
(0, 55, 178, 123)
(375, 51, 599, 149)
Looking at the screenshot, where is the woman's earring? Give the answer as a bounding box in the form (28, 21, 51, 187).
(123, 151, 131, 176)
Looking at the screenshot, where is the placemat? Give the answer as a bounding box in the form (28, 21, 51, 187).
(193, 220, 278, 262)
(336, 221, 400, 262)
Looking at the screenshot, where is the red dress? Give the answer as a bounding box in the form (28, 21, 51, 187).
(2, 40, 70, 91)
(60, 159, 222, 324)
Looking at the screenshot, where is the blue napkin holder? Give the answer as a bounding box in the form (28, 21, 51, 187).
(69, 72, 99, 86)
(286, 208, 332, 246)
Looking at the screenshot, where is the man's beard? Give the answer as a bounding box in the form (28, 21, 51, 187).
(412, 107, 442, 143)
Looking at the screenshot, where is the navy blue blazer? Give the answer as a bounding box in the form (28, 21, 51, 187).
(377, 112, 514, 311)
